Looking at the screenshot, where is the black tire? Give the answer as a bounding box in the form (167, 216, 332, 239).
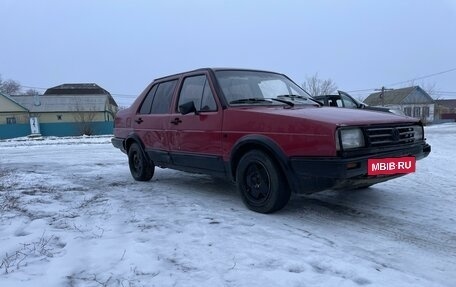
(353, 184, 373, 190)
(236, 150, 290, 213)
(128, 143, 154, 181)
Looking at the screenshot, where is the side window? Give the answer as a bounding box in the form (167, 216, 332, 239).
(150, 80, 178, 114)
(178, 75, 217, 112)
(139, 85, 158, 114)
(340, 94, 357, 108)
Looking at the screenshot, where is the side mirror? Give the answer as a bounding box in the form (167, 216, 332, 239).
(179, 101, 199, 115)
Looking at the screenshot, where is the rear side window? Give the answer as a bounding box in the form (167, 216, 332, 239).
(178, 75, 216, 112)
(150, 80, 178, 114)
(139, 85, 158, 114)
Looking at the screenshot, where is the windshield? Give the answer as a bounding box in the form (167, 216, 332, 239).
(215, 70, 313, 106)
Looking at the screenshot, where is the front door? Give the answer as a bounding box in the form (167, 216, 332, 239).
(168, 74, 224, 174)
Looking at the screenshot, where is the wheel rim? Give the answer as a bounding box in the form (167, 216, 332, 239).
(243, 162, 271, 205)
(131, 150, 143, 175)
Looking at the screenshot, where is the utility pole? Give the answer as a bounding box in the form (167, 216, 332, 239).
(375, 86, 394, 106)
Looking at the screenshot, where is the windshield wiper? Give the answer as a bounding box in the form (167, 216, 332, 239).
(268, 98, 294, 107)
(230, 97, 294, 107)
(229, 98, 272, 104)
(276, 94, 308, 100)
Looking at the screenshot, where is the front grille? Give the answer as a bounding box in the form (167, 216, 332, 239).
(365, 126, 415, 147)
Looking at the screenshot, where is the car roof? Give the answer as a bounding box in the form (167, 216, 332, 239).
(153, 67, 284, 82)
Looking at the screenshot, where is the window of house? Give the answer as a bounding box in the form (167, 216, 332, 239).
(150, 80, 178, 114)
(6, 117, 16, 124)
(404, 107, 412, 116)
(178, 75, 217, 112)
(422, 106, 430, 117)
(57, 115, 62, 120)
(413, 107, 421, 117)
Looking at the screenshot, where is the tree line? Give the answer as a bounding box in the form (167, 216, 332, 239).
(1, 72, 337, 98)
(2, 72, 438, 101)
(0, 74, 40, 95)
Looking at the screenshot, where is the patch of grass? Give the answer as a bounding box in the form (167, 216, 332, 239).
(0, 232, 57, 274)
(0, 168, 12, 192)
(20, 185, 55, 196)
(0, 190, 20, 212)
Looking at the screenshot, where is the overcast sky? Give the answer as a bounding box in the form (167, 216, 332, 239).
(1, 0, 455, 106)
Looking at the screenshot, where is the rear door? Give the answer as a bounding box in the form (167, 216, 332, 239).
(133, 79, 178, 165)
(168, 73, 224, 174)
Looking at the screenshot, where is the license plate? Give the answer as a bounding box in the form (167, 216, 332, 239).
(368, 157, 416, 175)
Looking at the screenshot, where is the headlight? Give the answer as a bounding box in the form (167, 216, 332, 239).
(412, 125, 424, 140)
(336, 128, 365, 150)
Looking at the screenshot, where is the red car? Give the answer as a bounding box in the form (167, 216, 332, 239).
(112, 68, 431, 213)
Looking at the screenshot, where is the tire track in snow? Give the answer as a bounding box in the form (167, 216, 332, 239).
(284, 196, 456, 257)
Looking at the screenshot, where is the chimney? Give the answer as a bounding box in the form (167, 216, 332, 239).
(34, 93, 41, 106)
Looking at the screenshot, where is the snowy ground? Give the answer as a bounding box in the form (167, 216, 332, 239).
(0, 124, 455, 287)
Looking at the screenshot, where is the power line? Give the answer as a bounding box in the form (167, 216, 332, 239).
(347, 67, 456, 93)
(346, 88, 376, 93)
(387, 67, 456, 87)
(13, 68, 456, 99)
(20, 85, 47, 91)
(434, 90, 456, 94)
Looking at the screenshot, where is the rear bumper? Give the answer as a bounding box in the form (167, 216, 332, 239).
(289, 143, 431, 193)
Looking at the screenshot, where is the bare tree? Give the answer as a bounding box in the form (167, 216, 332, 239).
(421, 82, 437, 99)
(0, 76, 21, 95)
(73, 97, 97, 135)
(407, 80, 437, 99)
(302, 73, 337, 97)
(24, 88, 40, 96)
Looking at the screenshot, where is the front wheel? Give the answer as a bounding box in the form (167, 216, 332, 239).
(236, 150, 290, 213)
(128, 143, 154, 181)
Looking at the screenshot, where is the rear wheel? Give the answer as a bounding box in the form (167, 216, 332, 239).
(128, 143, 154, 181)
(236, 150, 290, 213)
(353, 184, 373, 190)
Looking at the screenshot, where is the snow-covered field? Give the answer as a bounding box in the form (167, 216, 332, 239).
(1, 124, 455, 287)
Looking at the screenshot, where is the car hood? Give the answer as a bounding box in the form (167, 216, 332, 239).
(233, 105, 417, 126)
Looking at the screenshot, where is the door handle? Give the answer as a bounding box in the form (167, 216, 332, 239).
(135, 118, 143, 124)
(170, 118, 182, 125)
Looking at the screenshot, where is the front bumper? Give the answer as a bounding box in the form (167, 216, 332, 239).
(111, 137, 127, 154)
(289, 142, 431, 193)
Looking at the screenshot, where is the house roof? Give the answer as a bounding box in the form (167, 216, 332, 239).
(10, 94, 116, 113)
(42, 83, 118, 108)
(0, 91, 29, 112)
(435, 99, 456, 109)
(365, 86, 420, 106)
(364, 86, 433, 106)
(44, 83, 110, 95)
